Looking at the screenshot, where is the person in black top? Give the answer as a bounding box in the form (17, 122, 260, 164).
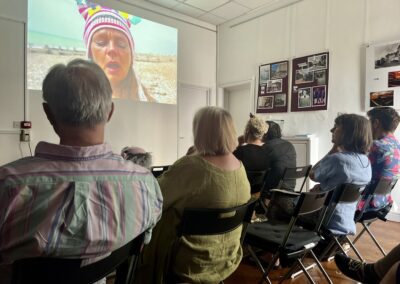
(234, 114, 269, 193)
(262, 121, 297, 193)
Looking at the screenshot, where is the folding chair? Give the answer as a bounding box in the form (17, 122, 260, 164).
(246, 170, 268, 194)
(150, 165, 170, 178)
(244, 189, 332, 284)
(278, 165, 312, 192)
(352, 178, 397, 258)
(168, 199, 257, 283)
(316, 183, 364, 262)
(11, 233, 145, 284)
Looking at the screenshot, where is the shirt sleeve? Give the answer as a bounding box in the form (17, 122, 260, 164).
(143, 176, 163, 244)
(313, 154, 341, 190)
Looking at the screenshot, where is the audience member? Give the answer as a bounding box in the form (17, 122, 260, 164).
(121, 146, 152, 169)
(233, 114, 269, 193)
(0, 59, 162, 283)
(357, 107, 400, 212)
(262, 121, 297, 193)
(308, 114, 372, 235)
(137, 106, 251, 283)
(335, 244, 400, 284)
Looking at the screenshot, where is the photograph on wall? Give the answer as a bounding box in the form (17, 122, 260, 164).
(298, 88, 312, 108)
(314, 70, 326, 85)
(258, 96, 274, 109)
(271, 62, 288, 79)
(266, 79, 282, 93)
(259, 64, 270, 84)
(291, 52, 329, 112)
(275, 93, 286, 107)
(257, 60, 289, 113)
(312, 86, 326, 106)
(366, 41, 400, 110)
(388, 71, 400, 87)
(28, 0, 178, 104)
(370, 90, 394, 107)
(375, 42, 400, 69)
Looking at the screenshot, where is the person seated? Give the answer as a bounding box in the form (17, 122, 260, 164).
(335, 243, 400, 284)
(262, 121, 297, 194)
(0, 59, 163, 283)
(137, 106, 251, 284)
(357, 107, 400, 213)
(121, 146, 152, 169)
(233, 114, 269, 194)
(308, 114, 372, 235)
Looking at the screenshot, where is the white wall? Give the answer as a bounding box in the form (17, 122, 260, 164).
(0, 0, 216, 166)
(217, 0, 400, 219)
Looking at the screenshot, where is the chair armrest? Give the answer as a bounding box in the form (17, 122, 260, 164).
(270, 189, 300, 197)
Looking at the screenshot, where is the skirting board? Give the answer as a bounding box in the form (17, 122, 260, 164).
(387, 211, 400, 222)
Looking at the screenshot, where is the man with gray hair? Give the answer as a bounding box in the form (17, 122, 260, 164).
(0, 59, 163, 282)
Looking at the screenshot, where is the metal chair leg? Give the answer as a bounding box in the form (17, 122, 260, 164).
(297, 258, 316, 284)
(343, 236, 364, 262)
(352, 226, 367, 244)
(309, 250, 333, 284)
(362, 222, 387, 256)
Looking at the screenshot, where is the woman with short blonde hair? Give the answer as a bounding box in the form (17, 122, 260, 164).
(138, 106, 250, 283)
(193, 106, 238, 155)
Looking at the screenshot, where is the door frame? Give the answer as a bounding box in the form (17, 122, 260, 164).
(217, 77, 256, 112)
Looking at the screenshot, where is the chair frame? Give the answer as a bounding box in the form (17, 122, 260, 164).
(245, 190, 333, 284)
(11, 233, 145, 284)
(277, 165, 312, 193)
(350, 179, 397, 259)
(316, 183, 364, 262)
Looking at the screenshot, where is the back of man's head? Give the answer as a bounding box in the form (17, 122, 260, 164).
(367, 106, 400, 132)
(42, 59, 112, 128)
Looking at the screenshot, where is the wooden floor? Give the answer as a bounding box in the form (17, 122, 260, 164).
(224, 221, 400, 284)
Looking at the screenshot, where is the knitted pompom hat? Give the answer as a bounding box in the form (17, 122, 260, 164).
(77, 1, 138, 58)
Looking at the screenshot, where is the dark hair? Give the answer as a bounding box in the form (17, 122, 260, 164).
(334, 114, 372, 154)
(367, 107, 400, 132)
(263, 121, 282, 141)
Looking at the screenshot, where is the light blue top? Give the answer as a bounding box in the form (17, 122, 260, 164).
(314, 151, 371, 235)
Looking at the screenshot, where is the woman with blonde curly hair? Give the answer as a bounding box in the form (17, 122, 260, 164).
(233, 114, 270, 193)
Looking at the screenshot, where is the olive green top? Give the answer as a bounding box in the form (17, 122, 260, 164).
(137, 154, 251, 284)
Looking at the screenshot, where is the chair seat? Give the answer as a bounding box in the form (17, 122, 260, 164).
(355, 204, 391, 222)
(245, 221, 321, 253)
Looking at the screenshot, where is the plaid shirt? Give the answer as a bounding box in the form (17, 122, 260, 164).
(0, 142, 162, 265)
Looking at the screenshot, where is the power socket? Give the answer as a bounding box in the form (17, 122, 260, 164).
(20, 129, 30, 142)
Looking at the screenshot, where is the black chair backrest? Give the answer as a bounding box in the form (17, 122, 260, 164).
(294, 191, 331, 217)
(11, 233, 145, 284)
(178, 200, 257, 237)
(246, 170, 268, 194)
(372, 179, 397, 195)
(322, 183, 362, 228)
(278, 165, 312, 192)
(151, 165, 170, 178)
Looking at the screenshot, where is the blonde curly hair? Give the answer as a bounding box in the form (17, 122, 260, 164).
(244, 115, 268, 142)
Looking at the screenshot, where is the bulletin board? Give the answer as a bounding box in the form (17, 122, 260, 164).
(365, 40, 400, 110)
(291, 52, 329, 112)
(256, 60, 289, 113)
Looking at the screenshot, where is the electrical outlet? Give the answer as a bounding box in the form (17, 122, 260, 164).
(20, 130, 30, 142)
(13, 121, 20, 128)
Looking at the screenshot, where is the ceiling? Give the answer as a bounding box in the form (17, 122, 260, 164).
(137, 0, 281, 26)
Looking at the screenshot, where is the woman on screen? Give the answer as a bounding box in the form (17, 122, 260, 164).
(78, 1, 155, 101)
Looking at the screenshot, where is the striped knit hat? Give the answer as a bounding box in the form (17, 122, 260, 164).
(77, 1, 135, 57)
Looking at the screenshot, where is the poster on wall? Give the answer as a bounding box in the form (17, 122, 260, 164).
(365, 40, 400, 110)
(291, 52, 329, 112)
(256, 60, 289, 113)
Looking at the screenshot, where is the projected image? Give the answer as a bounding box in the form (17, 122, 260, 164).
(28, 0, 178, 104)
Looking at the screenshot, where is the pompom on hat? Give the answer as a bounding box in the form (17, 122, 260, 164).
(76, 0, 141, 58)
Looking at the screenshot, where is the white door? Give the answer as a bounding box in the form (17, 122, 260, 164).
(177, 84, 210, 158)
(223, 83, 253, 136)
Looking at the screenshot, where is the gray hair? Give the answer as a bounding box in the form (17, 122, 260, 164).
(42, 59, 112, 128)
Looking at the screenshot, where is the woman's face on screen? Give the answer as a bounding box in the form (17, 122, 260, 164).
(90, 28, 132, 87)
